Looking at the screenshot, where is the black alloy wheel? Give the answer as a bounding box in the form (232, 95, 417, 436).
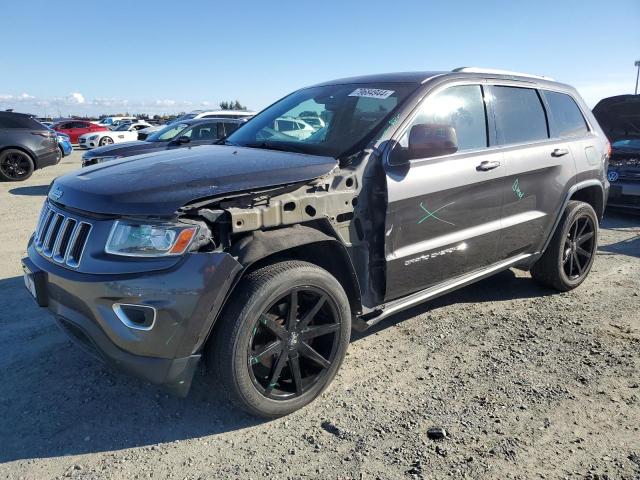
(562, 214, 595, 280)
(248, 287, 341, 400)
(209, 260, 351, 417)
(0, 149, 34, 181)
(531, 200, 598, 291)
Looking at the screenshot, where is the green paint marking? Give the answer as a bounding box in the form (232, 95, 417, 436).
(417, 202, 455, 226)
(512, 179, 525, 199)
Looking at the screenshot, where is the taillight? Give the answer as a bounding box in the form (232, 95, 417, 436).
(605, 141, 611, 158)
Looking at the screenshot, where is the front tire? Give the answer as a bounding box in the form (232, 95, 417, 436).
(531, 200, 598, 291)
(0, 149, 35, 181)
(99, 136, 114, 146)
(208, 261, 351, 418)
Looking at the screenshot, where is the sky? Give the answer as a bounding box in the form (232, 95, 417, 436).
(1, 0, 638, 117)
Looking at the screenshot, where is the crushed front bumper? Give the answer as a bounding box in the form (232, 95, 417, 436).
(23, 241, 242, 396)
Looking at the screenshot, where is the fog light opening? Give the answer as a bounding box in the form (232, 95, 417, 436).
(112, 303, 156, 331)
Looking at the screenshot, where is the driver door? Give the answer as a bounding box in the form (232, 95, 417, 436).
(384, 84, 505, 301)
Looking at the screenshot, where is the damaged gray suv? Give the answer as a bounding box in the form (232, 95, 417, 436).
(23, 68, 609, 417)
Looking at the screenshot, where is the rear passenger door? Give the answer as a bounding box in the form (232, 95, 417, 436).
(384, 84, 505, 301)
(488, 85, 578, 260)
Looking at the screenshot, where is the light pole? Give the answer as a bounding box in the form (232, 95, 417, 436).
(635, 60, 640, 95)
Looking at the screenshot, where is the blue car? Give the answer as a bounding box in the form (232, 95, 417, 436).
(57, 132, 72, 157)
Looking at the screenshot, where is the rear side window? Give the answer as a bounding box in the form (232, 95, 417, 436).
(543, 91, 589, 138)
(0, 114, 45, 129)
(491, 86, 548, 145)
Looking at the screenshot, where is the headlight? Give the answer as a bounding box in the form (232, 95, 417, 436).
(105, 221, 198, 257)
(88, 135, 98, 140)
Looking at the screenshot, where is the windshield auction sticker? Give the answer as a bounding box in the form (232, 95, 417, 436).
(348, 88, 395, 99)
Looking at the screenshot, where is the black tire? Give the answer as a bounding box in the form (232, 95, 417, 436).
(57, 146, 64, 163)
(99, 136, 113, 146)
(207, 260, 351, 418)
(531, 200, 598, 291)
(0, 149, 35, 181)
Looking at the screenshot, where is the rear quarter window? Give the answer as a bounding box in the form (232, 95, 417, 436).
(543, 90, 589, 138)
(0, 114, 45, 129)
(491, 86, 548, 145)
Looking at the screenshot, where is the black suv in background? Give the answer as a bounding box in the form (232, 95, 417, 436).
(593, 94, 640, 210)
(23, 68, 608, 417)
(81, 118, 243, 167)
(0, 112, 60, 181)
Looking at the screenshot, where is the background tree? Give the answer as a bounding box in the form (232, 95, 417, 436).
(220, 100, 247, 111)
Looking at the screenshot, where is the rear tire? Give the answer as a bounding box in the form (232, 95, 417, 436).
(0, 149, 34, 181)
(531, 200, 598, 291)
(207, 261, 351, 418)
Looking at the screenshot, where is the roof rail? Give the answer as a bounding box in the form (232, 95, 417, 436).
(452, 67, 555, 81)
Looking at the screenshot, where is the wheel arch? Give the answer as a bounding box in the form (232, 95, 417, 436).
(230, 225, 362, 316)
(540, 179, 605, 255)
(199, 225, 362, 352)
(0, 145, 37, 168)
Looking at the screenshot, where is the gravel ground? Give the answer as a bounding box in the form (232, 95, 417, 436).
(0, 151, 639, 479)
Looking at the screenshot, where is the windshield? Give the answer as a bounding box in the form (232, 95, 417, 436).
(613, 139, 640, 149)
(225, 82, 416, 157)
(114, 123, 131, 131)
(146, 123, 189, 142)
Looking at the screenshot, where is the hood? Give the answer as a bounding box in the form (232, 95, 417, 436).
(82, 141, 159, 158)
(51, 145, 338, 216)
(593, 94, 640, 142)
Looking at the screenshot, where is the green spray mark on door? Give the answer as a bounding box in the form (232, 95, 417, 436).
(512, 179, 524, 199)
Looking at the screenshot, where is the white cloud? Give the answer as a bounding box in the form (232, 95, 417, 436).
(0, 92, 234, 116)
(0, 92, 35, 102)
(69, 92, 85, 104)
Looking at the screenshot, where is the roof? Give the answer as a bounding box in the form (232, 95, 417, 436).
(311, 69, 569, 90)
(312, 71, 446, 86)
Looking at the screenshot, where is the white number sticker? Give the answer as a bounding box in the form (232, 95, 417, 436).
(348, 88, 395, 99)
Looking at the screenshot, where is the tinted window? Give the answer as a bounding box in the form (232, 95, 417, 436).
(224, 122, 240, 135)
(544, 91, 588, 138)
(491, 86, 548, 144)
(0, 114, 43, 129)
(393, 85, 488, 158)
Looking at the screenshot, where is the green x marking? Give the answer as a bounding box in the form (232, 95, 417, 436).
(418, 202, 455, 226)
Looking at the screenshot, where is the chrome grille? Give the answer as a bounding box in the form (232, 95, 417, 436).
(34, 203, 92, 268)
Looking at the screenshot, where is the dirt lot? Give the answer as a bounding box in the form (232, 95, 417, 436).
(0, 150, 639, 479)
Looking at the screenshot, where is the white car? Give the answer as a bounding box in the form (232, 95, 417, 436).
(95, 116, 137, 128)
(78, 121, 151, 148)
(137, 110, 255, 139)
(272, 117, 315, 139)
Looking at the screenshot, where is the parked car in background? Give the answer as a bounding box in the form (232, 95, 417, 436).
(593, 94, 640, 211)
(53, 120, 107, 144)
(82, 118, 243, 166)
(0, 111, 60, 181)
(300, 116, 325, 130)
(96, 116, 137, 128)
(137, 110, 254, 140)
(78, 121, 151, 148)
(270, 116, 316, 139)
(56, 132, 72, 157)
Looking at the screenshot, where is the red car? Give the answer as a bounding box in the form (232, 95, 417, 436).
(53, 120, 107, 144)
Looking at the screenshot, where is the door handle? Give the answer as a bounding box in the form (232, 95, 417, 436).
(552, 148, 569, 157)
(476, 160, 501, 171)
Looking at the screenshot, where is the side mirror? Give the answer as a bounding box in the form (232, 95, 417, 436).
(407, 124, 458, 160)
(175, 136, 190, 145)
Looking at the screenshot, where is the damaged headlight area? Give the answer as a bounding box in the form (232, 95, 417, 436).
(105, 220, 199, 257)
